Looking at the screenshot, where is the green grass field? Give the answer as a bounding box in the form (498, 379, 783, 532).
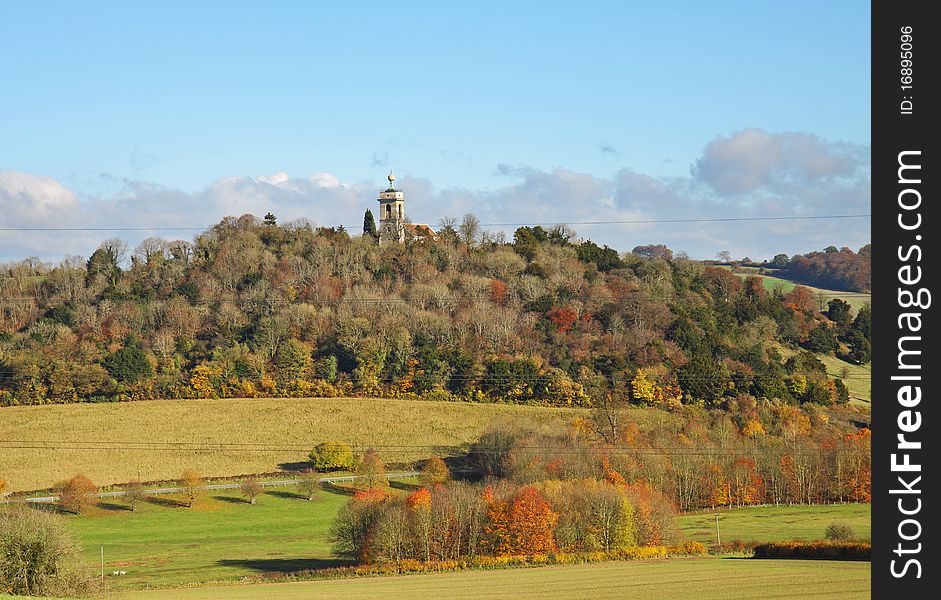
(65, 485, 362, 589)
(0, 397, 617, 491)
(116, 558, 870, 600)
(678, 504, 870, 545)
(58, 474, 870, 591)
(818, 354, 872, 405)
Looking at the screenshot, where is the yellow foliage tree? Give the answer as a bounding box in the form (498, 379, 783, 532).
(189, 364, 217, 398)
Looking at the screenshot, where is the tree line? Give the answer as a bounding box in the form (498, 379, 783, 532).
(1, 215, 870, 408)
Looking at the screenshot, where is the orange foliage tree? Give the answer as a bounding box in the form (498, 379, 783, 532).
(58, 474, 98, 514)
(485, 486, 558, 555)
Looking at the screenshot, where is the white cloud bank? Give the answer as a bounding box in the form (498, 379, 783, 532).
(1, 129, 870, 263)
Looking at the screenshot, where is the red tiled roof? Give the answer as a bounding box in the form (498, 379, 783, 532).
(404, 223, 438, 238)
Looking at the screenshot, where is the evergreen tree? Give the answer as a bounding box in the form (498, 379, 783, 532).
(363, 209, 377, 240)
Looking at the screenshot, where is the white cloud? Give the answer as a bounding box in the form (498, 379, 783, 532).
(0, 129, 871, 263)
(693, 128, 868, 194)
(0, 171, 80, 225)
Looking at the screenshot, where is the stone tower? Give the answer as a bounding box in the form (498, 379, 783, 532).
(377, 171, 405, 245)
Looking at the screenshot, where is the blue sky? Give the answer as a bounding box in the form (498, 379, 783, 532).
(1, 1, 870, 260)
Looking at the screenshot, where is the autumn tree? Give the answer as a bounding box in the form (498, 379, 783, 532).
(421, 456, 451, 486)
(310, 441, 355, 471)
(330, 494, 387, 562)
(125, 480, 147, 511)
(240, 476, 264, 504)
(180, 469, 204, 508)
(355, 449, 388, 493)
(486, 486, 558, 556)
(58, 474, 98, 514)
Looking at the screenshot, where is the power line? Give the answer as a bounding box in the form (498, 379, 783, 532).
(0, 441, 848, 458)
(0, 213, 871, 233)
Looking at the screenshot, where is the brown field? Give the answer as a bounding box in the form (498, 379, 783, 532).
(0, 397, 619, 492)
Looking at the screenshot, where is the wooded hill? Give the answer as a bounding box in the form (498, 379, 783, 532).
(0, 215, 870, 408)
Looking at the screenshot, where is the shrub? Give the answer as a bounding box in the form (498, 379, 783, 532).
(58, 474, 98, 514)
(0, 505, 95, 596)
(672, 540, 709, 555)
(825, 522, 856, 541)
(310, 441, 356, 471)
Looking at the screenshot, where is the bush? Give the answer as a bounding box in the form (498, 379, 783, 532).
(0, 506, 95, 596)
(671, 540, 709, 555)
(310, 441, 356, 471)
(753, 541, 870, 561)
(825, 522, 856, 541)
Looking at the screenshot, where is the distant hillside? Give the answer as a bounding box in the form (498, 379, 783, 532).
(777, 245, 871, 292)
(0, 216, 870, 409)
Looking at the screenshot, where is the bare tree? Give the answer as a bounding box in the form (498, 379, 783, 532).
(459, 213, 481, 247)
(297, 468, 321, 501)
(125, 480, 147, 511)
(240, 476, 264, 504)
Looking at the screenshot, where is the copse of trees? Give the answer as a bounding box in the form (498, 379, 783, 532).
(468, 409, 870, 513)
(330, 474, 675, 564)
(0, 214, 869, 411)
(779, 245, 871, 292)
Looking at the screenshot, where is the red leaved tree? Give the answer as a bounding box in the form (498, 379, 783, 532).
(486, 486, 558, 556)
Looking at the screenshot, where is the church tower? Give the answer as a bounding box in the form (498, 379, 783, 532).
(377, 171, 405, 245)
